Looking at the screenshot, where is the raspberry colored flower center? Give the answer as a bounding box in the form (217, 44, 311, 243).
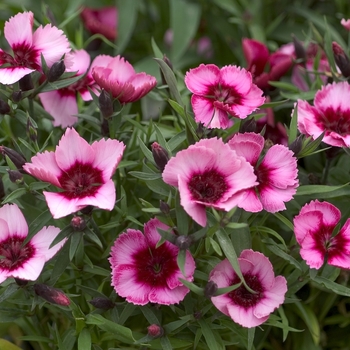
(12, 43, 39, 69)
(188, 169, 227, 203)
(322, 108, 350, 136)
(58, 162, 104, 199)
(229, 274, 264, 308)
(133, 245, 179, 288)
(213, 85, 240, 104)
(0, 236, 35, 271)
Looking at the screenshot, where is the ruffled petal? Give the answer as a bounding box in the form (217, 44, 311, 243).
(0, 67, 34, 85)
(4, 12, 33, 48)
(184, 64, 220, 95)
(43, 192, 82, 219)
(0, 204, 27, 237)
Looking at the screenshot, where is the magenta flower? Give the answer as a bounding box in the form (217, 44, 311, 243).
(295, 82, 350, 147)
(80, 6, 118, 41)
(92, 55, 157, 103)
(184, 64, 265, 129)
(162, 138, 257, 227)
(242, 38, 292, 91)
(109, 218, 195, 305)
(0, 11, 71, 85)
(341, 19, 350, 31)
(209, 250, 287, 328)
(294, 200, 350, 270)
(228, 132, 298, 213)
(39, 51, 112, 128)
(23, 128, 125, 219)
(0, 204, 66, 283)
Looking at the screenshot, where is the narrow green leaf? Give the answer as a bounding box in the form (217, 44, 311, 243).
(295, 302, 320, 344)
(247, 327, 255, 350)
(151, 37, 163, 59)
(296, 183, 350, 197)
(198, 319, 224, 350)
(39, 75, 84, 92)
(128, 171, 161, 180)
(273, 213, 294, 231)
(266, 243, 302, 270)
(1, 188, 27, 204)
(177, 249, 186, 276)
(313, 276, 350, 297)
(178, 279, 204, 296)
(78, 328, 91, 350)
(289, 104, 298, 145)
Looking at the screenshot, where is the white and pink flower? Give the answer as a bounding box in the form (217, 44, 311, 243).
(0, 204, 66, 283)
(0, 11, 71, 85)
(92, 55, 157, 103)
(295, 82, 350, 147)
(294, 200, 350, 270)
(341, 18, 350, 31)
(39, 50, 112, 128)
(209, 250, 287, 328)
(23, 128, 125, 219)
(184, 64, 265, 129)
(162, 137, 257, 227)
(109, 218, 195, 305)
(228, 132, 298, 213)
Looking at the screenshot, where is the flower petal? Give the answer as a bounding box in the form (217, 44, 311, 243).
(0, 204, 28, 237)
(4, 12, 33, 48)
(43, 192, 82, 219)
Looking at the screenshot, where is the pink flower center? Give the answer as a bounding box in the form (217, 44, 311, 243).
(322, 108, 350, 136)
(229, 274, 264, 308)
(0, 236, 35, 271)
(12, 43, 39, 69)
(188, 169, 227, 203)
(133, 244, 179, 288)
(213, 85, 241, 105)
(58, 162, 104, 199)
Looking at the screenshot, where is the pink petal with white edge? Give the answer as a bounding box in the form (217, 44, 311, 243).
(90, 54, 114, 71)
(296, 100, 321, 137)
(0, 270, 9, 284)
(23, 151, 62, 188)
(11, 255, 46, 281)
(55, 128, 95, 171)
(220, 65, 253, 96)
(112, 265, 151, 305)
(228, 132, 264, 166)
(30, 226, 65, 261)
(91, 138, 125, 180)
(149, 284, 190, 305)
(314, 82, 350, 113)
(43, 192, 82, 219)
(0, 67, 34, 85)
(0, 204, 27, 237)
(293, 211, 323, 245)
(254, 275, 287, 318)
(259, 184, 297, 212)
(109, 229, 148, 267)
(237, 188, 263, 213)
(210, 107, 232, 129)
(299, 234, 325, 269)
(191, 95, 215, 126)
(67, 49, 91, 74)
(144, 218, 171, 247)
(166, 250, 195, 288)
(39, 90, 78, 128)
(227, 302, 269, 328)
(328, 219, 350, 268)
(107, 55, 136, 83)
(184, 64, 220, 95)
(4, 12, 33, 48)
(341, 18, 350, 31)
(32, 24, 71, 68)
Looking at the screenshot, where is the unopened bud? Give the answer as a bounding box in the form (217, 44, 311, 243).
(175, 235, 192, 250)
(89, 297, 115, 310)
(47, 60, 66, 82)
(239, 117, 256, 133)
(34, 283, 70, 306)
(292, 34, 306, 61)
(15, 278, 28, 286)
(11, 90, 22, 103)
(151, 142, 169, 171)
(26, 118, 37, 142)
(7, 169, 23, 184)
(99, 89, 113, 119)
(332, 42, 350, 78)
(204, 280, 218, 298)
(0, 99, 10, 115)
(160, 54, 173, 87)
(80, 205, 94, 215)
(160, 200, 170, 215)
(196, 123, 205, 139)
(147, 324, 164, 338)
(289, 134, 303, 156)
(71, 216, 86, 231)
(0, 146, 26, 170)
(19, 74, 34, 91)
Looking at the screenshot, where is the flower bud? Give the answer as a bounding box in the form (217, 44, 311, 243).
(7, 169, 23, 184)
(292, 34, 306, 61)
(26, 118, 37, 142)
(99, 89, 114, 119)
(89, 297, 115, 310)
(147, 324, 164, 338)
(151, 142, 169, 171)
(19, 74, 34, 91)
(71, 216, 86, 231)
(159, 200, 170, 215)
(175, 235, 192, 250)
(160, 54, 173, 87)
(288, 134, 303, 156)
(47, 60, 66, 82)
(11, 90, 22, 103)
(0, 146, 26, 170)
(332, 42, 350, 78)
(204, 280, 218, 298)
(0, 99, 10, 115)
(34, 284, 70, 306)
(239, 117, 256, 133)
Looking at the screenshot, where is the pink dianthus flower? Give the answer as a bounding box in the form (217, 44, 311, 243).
(23, 128, 125, 219)
(209, 249, 287, 328)
(184, 64, 265, 129)
(109, 218, 195, 305)
(162, 137, 257, 227)
(228, 132, 298, 213)
(341, 19, 350, 31)
(294, 200, 350, 270)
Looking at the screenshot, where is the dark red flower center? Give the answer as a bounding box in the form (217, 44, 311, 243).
(0, 236, 35, 271)
(321, 107, 350, 136)
(213, 85, 242, 105)
(58, 162, 104, 199)
(133, 244, 179, 288)
(229, 274, 264, 308)
(188, 169, 228, 204)
(9, 43, 40, 69)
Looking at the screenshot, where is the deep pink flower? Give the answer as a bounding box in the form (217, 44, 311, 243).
(23, 128, 125, 219)
(294, 200, 350, 270)
(242, 38, 293, 91)
(209, 250, 287, 328)
(0, 204, 66, 283)
(184, 64, 265, 129)
(295, 82, 350, 147)
(228, 133, 298, 213)
(109, 218, 195, 305)
(92, 55, 157, 103)
(162, 138, 257, 227)
(341, 19, 350, 31)
(0, 12, 71, 84)
(39, 51, 112, 128)
(80, 6, 118, 41)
